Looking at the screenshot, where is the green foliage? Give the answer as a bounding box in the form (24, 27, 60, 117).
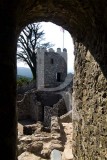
(17, 76, 31, 87)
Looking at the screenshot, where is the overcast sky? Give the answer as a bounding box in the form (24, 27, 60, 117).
(17, 22, 74, 73)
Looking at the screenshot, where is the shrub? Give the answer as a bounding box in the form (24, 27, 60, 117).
(17, 76, 31, 87)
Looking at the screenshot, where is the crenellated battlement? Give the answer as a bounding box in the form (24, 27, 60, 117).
(37, 47, 67, 54)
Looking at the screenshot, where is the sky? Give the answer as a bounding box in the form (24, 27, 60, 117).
(17, 22, 74, 73)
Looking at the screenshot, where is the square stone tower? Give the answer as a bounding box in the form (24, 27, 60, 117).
(37, 48, 67, 89)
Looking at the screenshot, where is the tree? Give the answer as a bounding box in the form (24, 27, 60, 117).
(17, 23, 53, 80)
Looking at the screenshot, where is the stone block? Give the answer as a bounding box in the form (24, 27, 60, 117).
(50, 149, 62, 160)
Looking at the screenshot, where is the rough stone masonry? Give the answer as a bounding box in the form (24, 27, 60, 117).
(0, 0, 107, 160)
(36, 47, 67, 89)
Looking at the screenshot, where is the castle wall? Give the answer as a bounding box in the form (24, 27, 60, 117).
(44, 105, 58, 127)
(17, 90, 69, 127)
(17, 80, 36, 94)
(1, 1, 107, 159)
(72, 40, 107, 159)
(36, 91, 62, 106)
(37, 48, 67, 89)
(17, 92, 43, 121)
(37, 48, 45, 89)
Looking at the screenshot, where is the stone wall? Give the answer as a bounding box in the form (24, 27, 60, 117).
(17, 92, 43, 121)
(72, 41, 107, 159)
(37, 48, 67, 89)
(17, 80, 36, 94)
(17, 89, 70, 127)
(44, 48, 67, 87)
(1, 1, 107, 159)
(36, 91, 62, 107)
(17, 94, 31, 120)
(44, 106, 58, 127)
(43, 91, 71, 127)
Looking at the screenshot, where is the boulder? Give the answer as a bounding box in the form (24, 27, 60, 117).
(23, 122, 43, 135)
(50, 140, 64, 151)
(18, 151, 46, 160)
(41, 149, 50, 159)
(50, 149, 62, 160)
(28, 141, 43, 155)
(62, 148, 73, 160)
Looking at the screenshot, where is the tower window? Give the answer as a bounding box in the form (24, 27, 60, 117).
(50, 58, 54, 64)
(56, 72, 61, 82)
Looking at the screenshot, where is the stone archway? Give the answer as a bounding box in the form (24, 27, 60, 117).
(0, 0, 107, 160)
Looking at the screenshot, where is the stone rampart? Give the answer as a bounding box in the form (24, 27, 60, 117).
(17, 92, 43, 121)
(17, 89, 71, 127)
(72, 41, 107, 159)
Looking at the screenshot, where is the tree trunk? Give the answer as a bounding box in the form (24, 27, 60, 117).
(31, 66, 36, 80)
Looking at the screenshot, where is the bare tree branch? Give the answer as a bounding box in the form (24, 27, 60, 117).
(17, 22, 54, 80)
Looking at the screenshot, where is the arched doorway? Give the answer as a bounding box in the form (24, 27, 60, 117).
(0, 1, 107, 159)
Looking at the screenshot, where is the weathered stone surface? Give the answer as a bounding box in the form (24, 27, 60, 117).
(72, 44, 107, 159)
(18, 122, 74, 159)
(50, 149, 62, 160)
(37, 48, 67, 88)
(1, 0, 107, 160)
(28, 141, 43, 154)
(19, 136, 32, 144)
(17, 90, 69, 127)
(17, 144, 25, 156)
(51, 116, 61, 136)
(41, 149, 50, 159)
(17, 81, 36, 94)
(50, 116, 64, 151)
(61, 123, 73, 160)
(23, 122, 43, 135)
(60, 110, 72, 123)
(51, 133, 61, 140)
(18, 135, 43, 156)
(53, 97, 68, 117)
(17, 92, 43, 121)
(44, 106, 58, 127)
(18, 151, 46, 160)
(62, 149, 73, 160)
(50, 140, 64, 151)
(32, 135, 51, 142)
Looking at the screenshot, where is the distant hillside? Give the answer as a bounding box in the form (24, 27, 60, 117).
(17, 75, 32, 81)
(17, 67, 74, 79)
(17, 67, 33, 78)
